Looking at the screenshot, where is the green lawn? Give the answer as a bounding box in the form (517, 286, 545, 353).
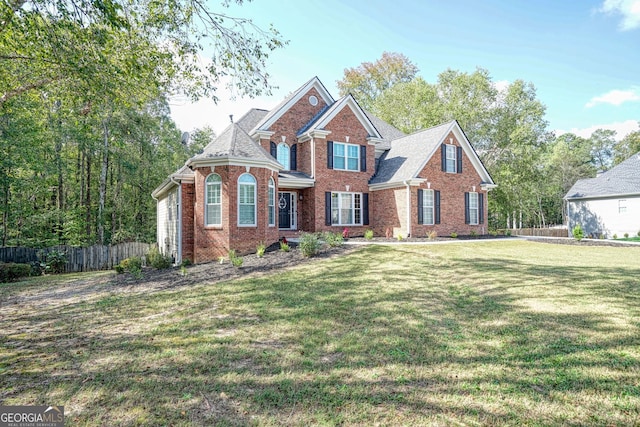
(1, 241, 639, 426)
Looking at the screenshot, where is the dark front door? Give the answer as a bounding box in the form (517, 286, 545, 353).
(278, 192, 293, 229)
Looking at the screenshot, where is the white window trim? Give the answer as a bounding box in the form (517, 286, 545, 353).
(421, 189, 435, 225)
(446, 144, 457, 173)
(238, 173, 257, 227)
(333, 142, 360, 172)
(469, 191, 479, 225)
(277, 143, 290, 170)
(205, 173, 222, 227)
(331, 192, 362, 226)
(268, 178, 276, 227)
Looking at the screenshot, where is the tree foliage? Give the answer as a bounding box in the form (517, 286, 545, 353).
(337, 52, 418, 110)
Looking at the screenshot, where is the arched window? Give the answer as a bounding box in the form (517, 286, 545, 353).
(268, 177, 276, 226)
(205, 173, 222, 226)
(238, 173, 257, 226)
(277, 143, 290, 170)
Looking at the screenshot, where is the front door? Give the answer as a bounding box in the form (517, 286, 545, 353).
(278, 192, 296, 229)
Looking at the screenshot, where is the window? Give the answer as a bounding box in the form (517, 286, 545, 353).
(333, 142, 360, 171)
(268, 178, 276, 226)
(421, 189, 434, 225)
(331, 192, 362, 226)
(238, 173, 256, 226)
(277, 143, 290, 170)
(205, 173, 222, 226)
(619, 199, 627, 214)
(468, 192, 479, 225)
(446, 144, 457, 173)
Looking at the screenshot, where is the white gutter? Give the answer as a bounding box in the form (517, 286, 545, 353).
(404, 180, 412, 238)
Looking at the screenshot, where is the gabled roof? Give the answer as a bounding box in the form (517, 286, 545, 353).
(189, 122, 281, 170)
(250, 76, 334, 135)
(369, 120, 495, 188)
(363, 110, 406, 150)
(565, 152, 640, 200)
(236, 108, 268, 133)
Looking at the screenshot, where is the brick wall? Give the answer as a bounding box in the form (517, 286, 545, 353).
(181, 183, 195, 263)
(192, 165, 279, 263)
(371, 131, 489, 238)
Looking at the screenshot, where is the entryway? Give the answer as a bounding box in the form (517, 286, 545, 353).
(278, 192, 297, 230)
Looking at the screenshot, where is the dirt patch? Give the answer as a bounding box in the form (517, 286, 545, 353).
(519, 237, 640, 248)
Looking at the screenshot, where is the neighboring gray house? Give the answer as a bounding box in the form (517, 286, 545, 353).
(564, 152, 640, 238)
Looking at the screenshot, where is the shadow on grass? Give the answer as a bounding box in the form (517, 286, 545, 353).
(1, 244, 639, 425)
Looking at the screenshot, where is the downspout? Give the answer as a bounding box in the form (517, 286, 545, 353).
(310, 137, 316, 178)
(404, 180, 411, 238)
(170, 176, 182, 265)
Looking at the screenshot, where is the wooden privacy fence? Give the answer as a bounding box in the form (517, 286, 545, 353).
(0, 242, 151, 273)
(511, 227, 569, 238)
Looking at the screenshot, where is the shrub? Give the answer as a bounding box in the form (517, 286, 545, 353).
(450, 232, 458, 238)
(300, 233, 322, 257)
(397, 234, 403, 241)
(572, 224, 584, 241)
(280, 241, 290, 252)
(426, 230, 437, 240)
(505, 229, 512, 237)
(364, 229, 374, 240)
(147, 246, 172, 269)
(117, 256, 143, 278)
(0, 262, 32, 282)
(324, 231, 344, 247)
(228, 250, 243, 268)
(38, 249, 67, 274)
(256, 242, 266, 258)
(637, 230, 640, 237)
(470, 230, 478, 238)
(181, 258, 192, 267)
(489, 230, 498, 237)
(624, 233, 629, 238)
(613, 234, 618, 239)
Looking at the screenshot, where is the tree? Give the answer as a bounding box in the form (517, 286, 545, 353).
(337, 52, 418, 110)
(588, 128, 616, 172)
(1, 0, 287, 106)
(613, 126, 640, 164)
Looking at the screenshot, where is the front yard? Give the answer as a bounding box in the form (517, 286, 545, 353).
(1, 241, 638, 426)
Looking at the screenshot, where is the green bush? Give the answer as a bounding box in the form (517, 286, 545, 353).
(470, 230, 478, 238)
(489, 230, 498, 237)
(505, 229, 512, 237)
(450, 232, 458, 238)
(637, 230, 640, 237)
(117, 256, 143, 278)
(147, 246, 172, 269)
(181, 258, 192, 267)
(613, 234, 618, 239)
(624, 233, 629, 238)
(324, 231, 344, 247)
(364, 229, 374, 240)
(228, 250, 243, 268)
(38, 249, 67, 274)
(256, 242, 266, 257)
(572, 224, 584, 241)
(280, 241, 290, 252)
(300, 233, 322, 257)
(0, 262, 32, 282)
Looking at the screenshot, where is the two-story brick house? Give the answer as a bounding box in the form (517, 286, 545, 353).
(152, 77, 496, 264)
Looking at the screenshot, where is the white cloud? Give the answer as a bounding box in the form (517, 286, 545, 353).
(585, 88, 640, 107)
(599, 0, 640, 30)
(556, 119, 639, 141)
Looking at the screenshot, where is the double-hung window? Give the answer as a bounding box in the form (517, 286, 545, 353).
(446, 144, 457, 173)
(421, 189, 435, 225)
(468, 192, 479, 225)
(331, 192, 362, 226)
(205, 173, 222, 226)
(333, 142, 360, 171)
(277, 143, 290, 170)
(619, 199, 627, 214)
(238, 173, 256, 226)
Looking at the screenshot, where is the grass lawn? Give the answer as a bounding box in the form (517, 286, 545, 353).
(1, 240, 639, 426)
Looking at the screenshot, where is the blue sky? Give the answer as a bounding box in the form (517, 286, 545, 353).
(170, 0, 640, 140)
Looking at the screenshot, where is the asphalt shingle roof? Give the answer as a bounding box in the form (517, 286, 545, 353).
(192, 122, 276, 165)
(369, 121, 454, 185)
(565, 152, 640, 199)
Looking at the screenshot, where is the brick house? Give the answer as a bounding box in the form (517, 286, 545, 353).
(152, 77, 496, 264)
